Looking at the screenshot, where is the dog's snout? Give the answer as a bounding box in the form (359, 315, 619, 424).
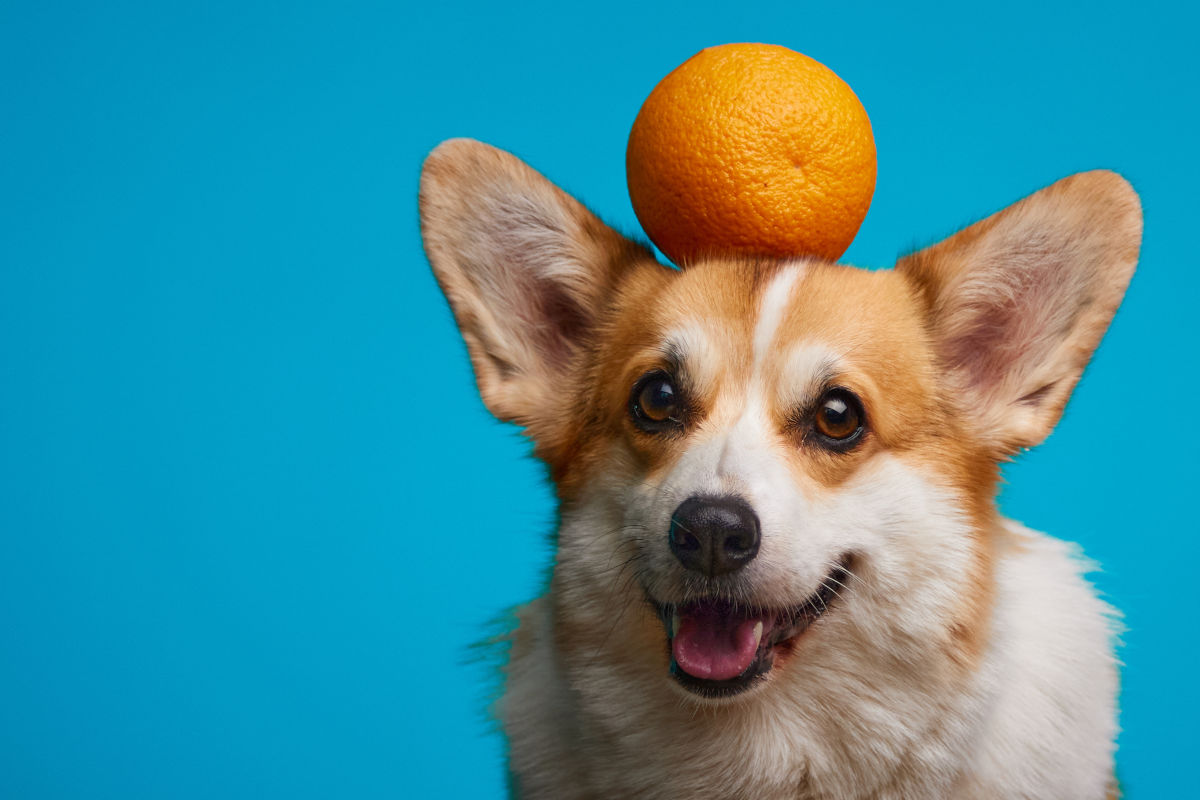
(668, 496, 761, 577)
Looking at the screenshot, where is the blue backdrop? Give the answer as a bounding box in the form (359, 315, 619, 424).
(2, 1, 1195, 796)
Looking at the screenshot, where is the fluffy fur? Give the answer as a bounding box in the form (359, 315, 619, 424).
(419, 138, 1141, 799)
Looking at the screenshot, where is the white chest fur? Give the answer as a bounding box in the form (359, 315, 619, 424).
(501, 521, 1118, 800)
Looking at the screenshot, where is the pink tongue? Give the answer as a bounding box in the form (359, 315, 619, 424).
(672, 605, 770, 681)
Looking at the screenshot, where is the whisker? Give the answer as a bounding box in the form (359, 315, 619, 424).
(589, 553, 645, 579)
(583, 562, 646, 669)
(587, 525, 649, 574)
(822, 571, 852, 599)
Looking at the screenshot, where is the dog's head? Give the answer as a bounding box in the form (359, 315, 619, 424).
(419, 139, 1140, 702)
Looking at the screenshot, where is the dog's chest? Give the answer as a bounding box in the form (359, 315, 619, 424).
(505, 598, 979, 800)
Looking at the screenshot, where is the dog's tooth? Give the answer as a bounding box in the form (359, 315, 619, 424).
(753, 621, 764, 648)
(671, 611, 680, 637)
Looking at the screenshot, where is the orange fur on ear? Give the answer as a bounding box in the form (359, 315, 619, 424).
(419, 139, 653, 432)
(897, 171, 1142, 453)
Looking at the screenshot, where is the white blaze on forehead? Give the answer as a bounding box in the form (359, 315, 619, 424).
(752, 263, 806, 374)
(661, 262, 813, 503)
(712, 264, 808, 488)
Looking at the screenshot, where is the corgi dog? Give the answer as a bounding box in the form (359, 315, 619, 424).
(419, 138, 1140, 799)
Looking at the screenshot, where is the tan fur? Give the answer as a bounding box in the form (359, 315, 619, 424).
(419, 139, 1141, 799)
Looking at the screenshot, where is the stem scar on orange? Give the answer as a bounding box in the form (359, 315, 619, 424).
(626, 43, 877, 266)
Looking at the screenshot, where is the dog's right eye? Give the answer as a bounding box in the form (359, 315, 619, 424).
(630, 372, 685, 432)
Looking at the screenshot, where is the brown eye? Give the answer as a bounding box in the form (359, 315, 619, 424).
(813, 389, 864, 444)
(630, 372, 684, 431)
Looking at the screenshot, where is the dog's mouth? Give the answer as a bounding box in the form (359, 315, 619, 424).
(654, 556, 852, 698)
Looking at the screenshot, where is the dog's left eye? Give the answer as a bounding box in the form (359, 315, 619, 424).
(812, 388, 865, 446)
(630, 372, 684, 432)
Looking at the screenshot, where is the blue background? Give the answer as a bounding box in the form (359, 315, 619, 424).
(2, 1, 1195, 796)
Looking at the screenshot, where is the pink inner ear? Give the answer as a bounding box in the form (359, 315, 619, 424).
(525, 275, 588, 369)
(942, 237, 1090, 398)
(468, 254, 589, 374)
(897, 170, 1140, 449)
(461, 197, 595, 374)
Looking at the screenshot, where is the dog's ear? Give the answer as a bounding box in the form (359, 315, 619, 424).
(898, 171, 1142, 454)
(420, 138, 652, 427)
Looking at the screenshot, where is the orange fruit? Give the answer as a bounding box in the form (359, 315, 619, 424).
(626, 43, 876, 265)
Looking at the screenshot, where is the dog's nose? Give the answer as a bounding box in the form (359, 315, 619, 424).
(668, 496, 761, 577)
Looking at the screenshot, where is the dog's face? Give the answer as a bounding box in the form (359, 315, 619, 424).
(420, 139, 1140, 702)
(570, 259, 990, 698)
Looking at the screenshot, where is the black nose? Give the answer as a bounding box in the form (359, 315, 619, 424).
(668, 496, 761, 577)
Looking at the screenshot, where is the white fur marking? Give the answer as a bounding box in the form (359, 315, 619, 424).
(778, 343, 842, 412)
(752, 265, 805, 373)
(661, 325, 720, 399)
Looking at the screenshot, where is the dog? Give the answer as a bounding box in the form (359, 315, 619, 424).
(419, 138, 1141, 799)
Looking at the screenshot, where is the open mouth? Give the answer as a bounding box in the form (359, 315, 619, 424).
(655, 556, 852, 698)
